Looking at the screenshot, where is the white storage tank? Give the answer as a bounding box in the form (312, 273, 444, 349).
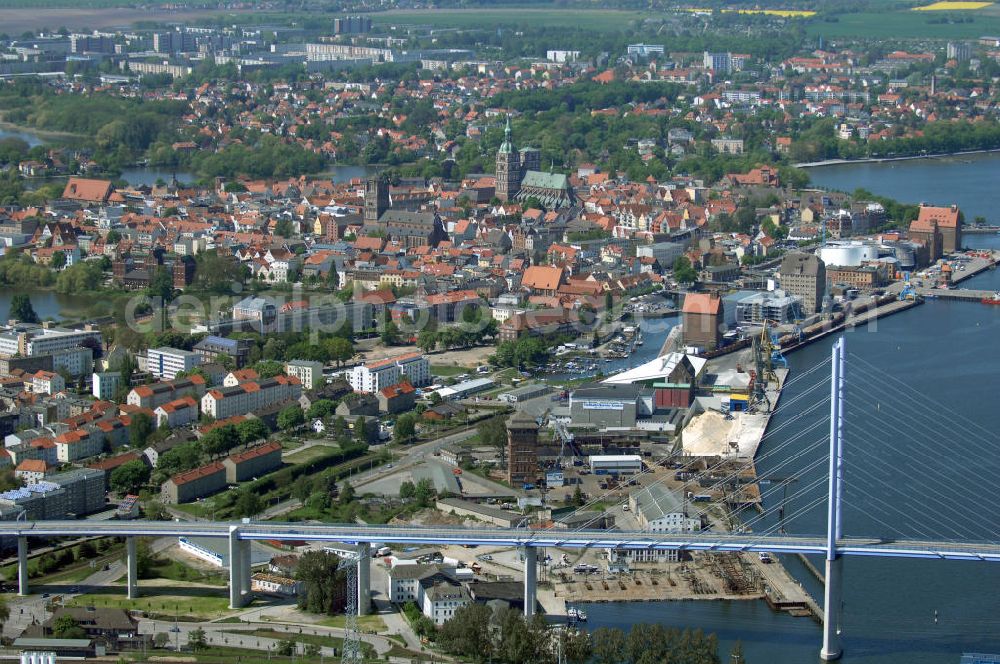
(818, 242, 878, 267)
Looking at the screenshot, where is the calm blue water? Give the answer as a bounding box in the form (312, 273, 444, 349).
(806, 152, 1000, 224)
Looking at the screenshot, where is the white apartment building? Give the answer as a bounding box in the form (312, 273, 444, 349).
(285, 360, 325, 389)
(148, 347, 202, 380)
(421, 581, 471, 625)
(201, 375, 302, 420)
(32, 371, 65, 396)
(55, 429, 103, 463)
(154, 396, 199, 428)
(0, 325, 102, 358)
(92, 371, 121, 400)
(349, 352, 430, 393)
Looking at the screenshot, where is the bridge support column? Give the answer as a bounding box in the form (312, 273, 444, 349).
(522, 547, 536, 618)
(357, 543, 371, 616)
(821, 337, 846, 661)
(126, 536, 139, 600)
(228, 527, 243, 609)
(240, 539, 252, 601)
(17, 536, 28, 597)
(821, 557, 843, 661)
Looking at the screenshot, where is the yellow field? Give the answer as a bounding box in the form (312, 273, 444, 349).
(681, 8, 816, 17)
(912, 1, 993, 10)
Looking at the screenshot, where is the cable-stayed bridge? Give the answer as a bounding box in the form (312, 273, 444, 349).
(2, 337, 997, 661)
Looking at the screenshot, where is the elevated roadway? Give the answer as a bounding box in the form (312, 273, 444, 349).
(3, 520, 999, 562)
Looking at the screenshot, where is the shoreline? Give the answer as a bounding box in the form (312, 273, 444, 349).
(795, 147, 1000, 169)
(0, 119, 86, 143)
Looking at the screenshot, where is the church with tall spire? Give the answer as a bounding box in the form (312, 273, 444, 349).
(494, 116, 574, 209)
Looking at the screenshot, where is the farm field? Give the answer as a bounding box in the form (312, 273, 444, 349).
(804, 9, 1000, 38)
(371, 8, 646, 31)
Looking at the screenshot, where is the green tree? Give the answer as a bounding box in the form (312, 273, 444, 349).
(277, 405, 305, 431)
(233, 489, 263, 518)
(417, 329, 438, 353)
(147, 265, 174, 303)
(592, 626, 627, 664)
(478, 416, 508, 468)
(306, 399, 335, 420)
(325, 336, 354, 367)
(8, 293, 39, 324)
(128, 412, 154, 447)
(673, 256, 698, 284)
(276, 639, 296, 656)
(52, 615, 86, 639)
(50, 250, 66, 269)
(295, 550, 348, 616)
(188, 627, 207, 651)
(399, 480, 416, 500)
(393, 412, 417, 444)
(437, 603, 495, 662)
(236, 418, 269, 445)
(201, 424, 241, 457)
(109, 460, 151, 495)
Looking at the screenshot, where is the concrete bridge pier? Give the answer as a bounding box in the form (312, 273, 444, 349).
(17, 536, 28, 596)
(126, 536, 139, 599)
(820, 557, 843, 661)
(357, 543, 371, 616)
(240, 539, 252, 602)
(228, 527, 244, 609)
(522, 546, 536, 617)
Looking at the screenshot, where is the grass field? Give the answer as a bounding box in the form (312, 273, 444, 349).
(285, 443, 339, 465)
(431, 364, 472, 377)
(315, 614, 387, 631)
(371, 8, 646, 31)
(65, 582, 236, 619)
(805, 10, 1000, 38)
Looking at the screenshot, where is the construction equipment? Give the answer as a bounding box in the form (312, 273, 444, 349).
(337, 553, 362, 664)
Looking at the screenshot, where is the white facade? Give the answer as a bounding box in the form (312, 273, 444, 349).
(589, 455, 644, 475)
(201, 376, 302, 420)
(55, 433, 103, 463)
(286, 360, 325, 389)
(421, 581, 471, 625)
(31, 372, 65, 396)
(154, 398, 198, 428)
(92, 372, 120, 400)
(350, 352, 429, 393)
(148, 347, 202, 380)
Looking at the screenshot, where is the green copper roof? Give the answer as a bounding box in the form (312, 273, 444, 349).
(498, 115, 514, 154)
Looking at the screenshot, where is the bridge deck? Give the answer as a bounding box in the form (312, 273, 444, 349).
(2, 521, 999, 562)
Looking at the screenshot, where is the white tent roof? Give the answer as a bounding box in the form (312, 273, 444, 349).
(601, 352, 707, 385)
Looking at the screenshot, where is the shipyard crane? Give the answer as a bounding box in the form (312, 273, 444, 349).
(749, 325, 775, 412)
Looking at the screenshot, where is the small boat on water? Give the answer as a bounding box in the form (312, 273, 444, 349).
(567, 607, 588, 621)
(982, 292, 1000, 305)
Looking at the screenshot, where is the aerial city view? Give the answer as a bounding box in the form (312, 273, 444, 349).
(0, 0, 999, 662)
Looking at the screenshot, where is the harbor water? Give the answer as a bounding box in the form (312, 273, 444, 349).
(581, 162, 1000, 661)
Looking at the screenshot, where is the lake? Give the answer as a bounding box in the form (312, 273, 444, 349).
(118, 164, 377, 187)
(806, 151, 1000, 223)
(0, 126, 46, 148)
(0, 289, 93, 322)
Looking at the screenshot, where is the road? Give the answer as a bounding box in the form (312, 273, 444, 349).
(3, 520, 999, 561)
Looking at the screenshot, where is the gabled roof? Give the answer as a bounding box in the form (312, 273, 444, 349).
(521, 265, 563, 291)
